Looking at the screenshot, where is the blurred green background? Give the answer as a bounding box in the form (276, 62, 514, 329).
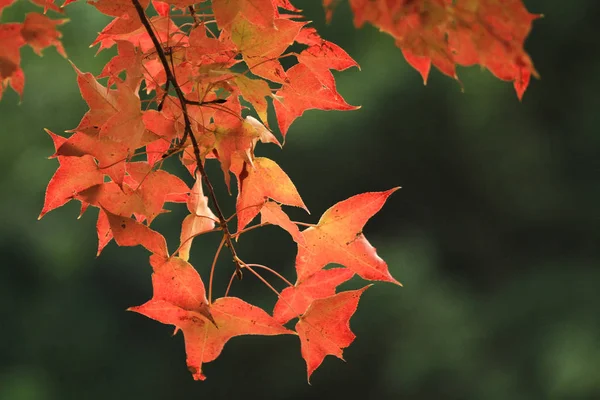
(1, 0, 599, 399)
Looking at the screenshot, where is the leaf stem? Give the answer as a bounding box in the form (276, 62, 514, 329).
(172, 226, 222, 257)
(292, 221, 316, 227)
(224, 271, 237, 297)
(225, 200, 266, 223)
(245, 263, 293, 287)
(208, 236, 226, 304)
(243, 264, 282, 298)
(231, 222, 271, 238)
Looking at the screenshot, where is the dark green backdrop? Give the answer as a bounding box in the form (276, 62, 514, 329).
(1, 1, 599, 399)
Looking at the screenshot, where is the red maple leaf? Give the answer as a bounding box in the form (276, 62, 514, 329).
(296, 286, 370, 381)
(274, 63, 358, 136)
(103, 209, 169, 257)
(295, 26, 359, 87)
(236, 157, 307, 232)
(98, 40, 144, 90)
(260, 201, 305, 245)
(0, 23, 25, 100)
(130, 255, 293, 380)
(273, 267, 354, 324)
(229, 17, 304, 83)
(213, 0, 275, 29)
(39, 129, 104, 219)
(178, 173, 217, 261)
(295, 188, 400, 284)
(339, 0, 539, 98)
(0, 1, 17, 15)
(21, 12, 67, 57)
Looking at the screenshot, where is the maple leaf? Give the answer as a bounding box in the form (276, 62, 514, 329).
(212, 98, 281, 191)
(20, 12, 67, 57)
(76, 163, 189, 253)
(186, 25, 237, 67)
(296, 286, 370, 381)
(0, 0, 16, 16)
(260, 201, 305, 245)
(274, 63, 358, 136)
(295, 188, 400, 284)
(55, 131, 129, 187)
(90, 0, 149, 25)
(76, 182, 143, 219)
(273, 267, 353, 324)
(213, 0, 275, 29)
(341, 0, 539, 98)
(234, 74, 272, 124)
(70, 63, 119, 135)
(236, 157, 307, 232)
(60, 66, 162, 183)
(147, 254, 213, 320)
(0, 23, 25, 100)
(130, 255, 293, 380)
(135, 15, 188, 53)
(39, 129, 105, 219)
(450, 0, 540, 99)
(97, 40, 144, 90)
(273, 0, 300, 13)
(152, 0, 169, 16)
(142, 108, 178, 140)
(131, 297, 294, 380)
(178, 173, 217, 262)
(29, 0, 65, 13)
(230, 17, 304, 83)
(103, 209, 168, 257)
(90, 0, 150, 40)
(98, 81, 150, 155)
(64, 64, 160, 185)
(124, 162, 190, 222)
(295, 26, 359, 86)
(76, 182, 146, 254)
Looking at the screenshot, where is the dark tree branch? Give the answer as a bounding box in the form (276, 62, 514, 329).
(132, 0, 244, 279)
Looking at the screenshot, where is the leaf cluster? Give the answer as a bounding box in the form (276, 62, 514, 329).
(0, 0, 539, 382)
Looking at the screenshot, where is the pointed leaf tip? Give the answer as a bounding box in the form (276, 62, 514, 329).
(297, 286, 370, 381)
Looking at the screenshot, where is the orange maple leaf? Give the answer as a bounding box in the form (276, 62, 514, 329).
(296, 286, 370, 381)
(178, 173, 217, 261)
(295, 188, 400, 284)
(39, 129, 104, 219)
(274, 63, 358, 136)
(273, 267, 354, 324)
(236, 157, 307, 232)
(130, 255, 293, 380)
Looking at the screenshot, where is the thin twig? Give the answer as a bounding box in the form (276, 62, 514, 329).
(185, 98, 227, 106)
